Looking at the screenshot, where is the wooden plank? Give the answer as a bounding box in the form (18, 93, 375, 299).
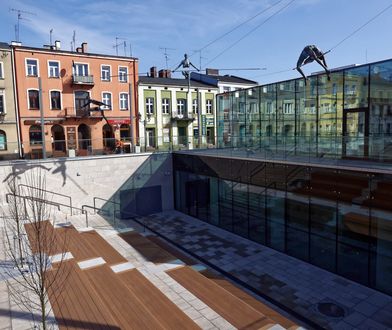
(201, 269, 299, 329)
(168, 266, 276, 330)
(147, 236, 198, 265)
(25, 220, 66, 255)
(84, 265, 166, 329)
(79, 230, 127, 265)
(118, 269, 200, 330)
(46, 261, 120, 329)
(119, 231, 175, 264)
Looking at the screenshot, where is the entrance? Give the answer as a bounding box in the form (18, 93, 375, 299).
(146, 128, 155, 148)
(178, 126, 187, 146)
(51, 125, 66, 156)
(78, 124, 91, 155)
(343, 108, 369, 159)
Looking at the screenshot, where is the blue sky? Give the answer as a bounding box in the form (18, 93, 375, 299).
(1, 0, 392, 84)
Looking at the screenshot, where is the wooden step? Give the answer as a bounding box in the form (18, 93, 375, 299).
(84, 265, 165, 329)
(200, 269, 299, 329)
(168, 266, 277, 330)
(25, 220, 66, 255)
(147, 236, 198, 265)
(119, 231, 175, 263)
(118, 269, 200, 329)
(46, 261, 119, 329)
(79, 230, 127, 265)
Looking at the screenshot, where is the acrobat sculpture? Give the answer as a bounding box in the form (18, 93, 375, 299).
(173, 53, 199, 79)
(296, 45, 330, 83)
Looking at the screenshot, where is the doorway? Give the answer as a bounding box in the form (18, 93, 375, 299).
(178, 126, 187, 146)
(78, 124, 91, 155)
(146, 128, 155, 148)
(51, 125, 66, 155)
(343, 108, 369, 159)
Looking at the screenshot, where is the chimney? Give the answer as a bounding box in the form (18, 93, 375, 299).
(55, 40, 61, 50)
(150, 66, 157, 78)
(76, 47, 82, 53)
(206, 68, 219, 76)
(81, 42, 87, 53)
(159, 69, 171, 78)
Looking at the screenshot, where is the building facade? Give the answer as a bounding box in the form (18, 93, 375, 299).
(0, 42, 20, 159)
(13, 42, 138, 158)
(138, 68, 218, 151)
(191, 69, 258, 93)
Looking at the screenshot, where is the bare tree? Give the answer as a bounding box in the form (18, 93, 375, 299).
(1, 168, 69, 329)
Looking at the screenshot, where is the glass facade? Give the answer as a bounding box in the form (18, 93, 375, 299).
(217, 59, 392, 162)
(173, 153, 392, 295)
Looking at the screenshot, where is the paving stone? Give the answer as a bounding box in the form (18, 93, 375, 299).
(344, 311, 368, 327)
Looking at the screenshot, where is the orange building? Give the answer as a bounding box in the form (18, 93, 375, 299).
(13, 41, 138, 158)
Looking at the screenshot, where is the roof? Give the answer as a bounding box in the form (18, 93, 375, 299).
(214, 75, 258, 85)
(0, 42, 10, 49)
(138, 76, 218, 89)
(10, 44, 138, 61)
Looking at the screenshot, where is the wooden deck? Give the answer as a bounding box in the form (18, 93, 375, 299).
(168, 266, 276, 330)
(24, 220, 301, 329)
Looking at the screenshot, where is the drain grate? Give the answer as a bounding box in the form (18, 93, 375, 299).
(317, 302, 346, 318)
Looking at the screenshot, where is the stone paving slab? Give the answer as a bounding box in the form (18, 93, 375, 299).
(138, 210, 392, 330)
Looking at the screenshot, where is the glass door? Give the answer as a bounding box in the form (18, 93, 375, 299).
(343, 108, 369, 159)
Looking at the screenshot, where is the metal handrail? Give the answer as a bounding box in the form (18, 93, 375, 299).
(18, 184, 73, 215)
(93, 196, 119, 213)
(82, 204, 116, 227)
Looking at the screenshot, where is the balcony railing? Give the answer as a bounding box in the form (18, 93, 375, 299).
(171, 112, 195, 121)
(72, 75, 94, 85)
(65, 107, 103, 118)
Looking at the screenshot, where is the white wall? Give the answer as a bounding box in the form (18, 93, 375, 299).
(0, 153, 174, 212)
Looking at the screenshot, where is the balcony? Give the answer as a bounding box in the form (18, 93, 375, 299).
(65, 107, 103, 119)
(171, 112, 195, 122)
(72, 75, 94, 86)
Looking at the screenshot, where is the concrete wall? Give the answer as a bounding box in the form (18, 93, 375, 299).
(0, 153, 174, 212)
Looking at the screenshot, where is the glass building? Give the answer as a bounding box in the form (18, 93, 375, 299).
(216, 59, 392, 162)
(174, 59, 392, 296)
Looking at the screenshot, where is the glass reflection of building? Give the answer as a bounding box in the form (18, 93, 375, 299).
(217, 59, 392, 161)
(174, 59, 392, 297)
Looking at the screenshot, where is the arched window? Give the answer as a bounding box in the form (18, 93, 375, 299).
(29, 125, 42, 145)
(0, 130, 7, 150)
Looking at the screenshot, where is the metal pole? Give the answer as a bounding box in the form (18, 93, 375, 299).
(38, 77, 47, 159)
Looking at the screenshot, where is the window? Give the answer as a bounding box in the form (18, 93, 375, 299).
(74, 63, 88, 76)
(162, 98, 170, 114)
(206, 99, 213, 114)
(223, 86, 231, 92)
(0, 62, 3, 79)
(0, 93, 4, 114)
(119, 93, 128, 110)
(266, 102, 273, 114)
(283, 102, 294, 114)
(48, 61, 59, 78)
(119, 67, 128, 82)
(28, 90, 40, 109)
(101, 65, 111, 81)
(0, 130, 6, 151)
(29, 125, 42, 145)
(102, 92, 112, 109)
(146, 97, 154, 114)
(192, 99, 198, 114)
(26, 59, 38, 76)
(74, 91, 89, 111)
(50, 91, 61, 110)
(177, 99, 186, 115)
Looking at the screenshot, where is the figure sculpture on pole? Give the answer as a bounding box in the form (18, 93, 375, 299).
(296, 45, 330, 83)
(173, 53, 199, 79)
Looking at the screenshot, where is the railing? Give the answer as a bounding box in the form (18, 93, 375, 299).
(18, 184, 73, 215)
(5, 193, 61, 218)
(93, 196, 120, 224)
(72, 75, 94, 85)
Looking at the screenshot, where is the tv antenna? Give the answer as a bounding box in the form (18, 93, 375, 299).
(49, 28, 53, 46)
(9, 8, 36, 42)
(192, 49, 208, 71)
(113, 37, 126, 56)
(159, 47, 176, 70)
